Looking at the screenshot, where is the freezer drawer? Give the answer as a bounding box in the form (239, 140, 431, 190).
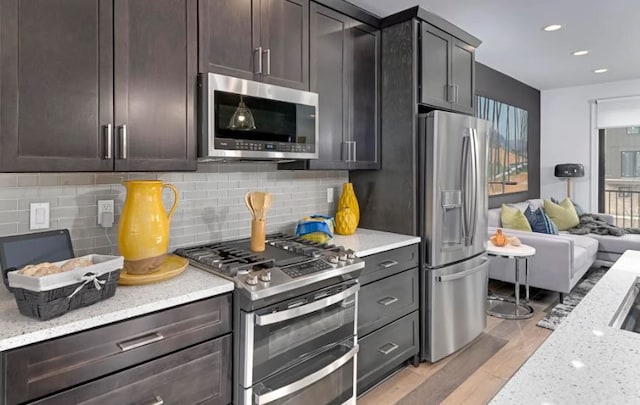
(425, 254, 488, 362)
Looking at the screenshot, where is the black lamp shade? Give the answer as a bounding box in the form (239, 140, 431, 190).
(554, 163, 584, 178)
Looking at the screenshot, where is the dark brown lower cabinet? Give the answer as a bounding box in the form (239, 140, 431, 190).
(2, 294, 232, 405)
(356, 244, 420, 395)
(31, 335, 232, 405)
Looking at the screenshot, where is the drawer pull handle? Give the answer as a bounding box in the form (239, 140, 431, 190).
(378, 296, 399, 306)
(147, 395, 164, 405)
(378, 342, 399, 355)
(379, 260, 398, 269)
(117, 332, 164, 352)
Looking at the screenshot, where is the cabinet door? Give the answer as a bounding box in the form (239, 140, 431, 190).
(306, 3, 349, 170)
(114, 0, 197, 171)
(451, 38, 475, 115)
(259, 0, 309, 90)
(419, 23, 451, 110)
(348, 22, 380, 170)
(0, 0, 114, 172)
(198, 0, 257, 79)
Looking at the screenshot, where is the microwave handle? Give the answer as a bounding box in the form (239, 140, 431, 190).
(254, 47, 263, 75)
(255, 283, 359, 326)
(254, 345, 358, 405)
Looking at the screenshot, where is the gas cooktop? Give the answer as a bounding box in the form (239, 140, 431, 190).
(174, 233, 364, 303)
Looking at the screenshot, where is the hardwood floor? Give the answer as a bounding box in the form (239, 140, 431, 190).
(358, 283, 557, 405)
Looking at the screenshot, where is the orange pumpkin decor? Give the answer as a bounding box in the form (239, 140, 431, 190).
(490, 228, 508, 247)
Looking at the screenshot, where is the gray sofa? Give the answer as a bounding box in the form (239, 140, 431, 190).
(488, 198, 640, 297)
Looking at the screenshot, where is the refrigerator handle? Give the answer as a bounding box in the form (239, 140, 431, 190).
(468, 128, 480, 246)
(460, 133, 471, 244)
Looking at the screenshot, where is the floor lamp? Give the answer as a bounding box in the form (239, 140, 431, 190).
(554, 163, 585, 198)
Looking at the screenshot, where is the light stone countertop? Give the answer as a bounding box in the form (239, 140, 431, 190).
(332, 228, 420, 257)
(490, 250, 640, 404)
(0, 267, 234, 352)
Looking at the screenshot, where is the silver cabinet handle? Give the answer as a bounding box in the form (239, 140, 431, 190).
(351, 141, 357, 162)
(453, 83, 459, 103)
(119, 124, 128, 159)
(254, 47, 263, 74)
(447, 84, 455, 103)
(117, 332, 164, 352)
(263, 48, 271, 76)
(255, 284, 359, 326)
(254, 345, 358, 405)
(378, 260, 398, 269)
(378, 296, 399, 306)
(378, 342, 399, 355)
(104, 123, 113, 160)
(146, 396, 164, 405)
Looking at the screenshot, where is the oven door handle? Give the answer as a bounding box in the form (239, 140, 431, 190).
(255, 284, 359, 326)
(254, 345, 358, 405)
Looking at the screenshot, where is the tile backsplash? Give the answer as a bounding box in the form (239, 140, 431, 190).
(0, 163, 348, 256)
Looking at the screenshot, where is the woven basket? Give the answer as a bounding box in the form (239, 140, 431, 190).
(8, 255, 123, 321)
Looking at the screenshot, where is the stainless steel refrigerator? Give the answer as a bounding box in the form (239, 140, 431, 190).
(351, 110, 490, 363)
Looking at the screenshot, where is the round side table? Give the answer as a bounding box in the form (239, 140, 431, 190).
(486, 243, 536, 320)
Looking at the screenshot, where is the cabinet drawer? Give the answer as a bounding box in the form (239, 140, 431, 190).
(359, 244, 419, 285)
(358, 268, 419, 336)
(5, 293, 231, 405)
(32, 334, 232, 405)
(357, 311, 419, 395)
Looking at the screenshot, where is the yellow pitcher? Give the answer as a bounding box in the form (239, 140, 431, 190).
(118, 180, 179, 274)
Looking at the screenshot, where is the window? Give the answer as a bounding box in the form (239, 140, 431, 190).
(627, 126, 640, 135)
(621, 151, 640, 177)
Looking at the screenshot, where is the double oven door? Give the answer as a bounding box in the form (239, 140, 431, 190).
(237, 280, 359, 405)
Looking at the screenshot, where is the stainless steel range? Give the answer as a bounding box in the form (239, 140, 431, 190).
(175, 234, 364, 405)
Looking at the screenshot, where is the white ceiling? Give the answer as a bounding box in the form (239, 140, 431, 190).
(346, 0, 640, 90)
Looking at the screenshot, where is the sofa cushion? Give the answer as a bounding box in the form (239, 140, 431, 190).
(501, 204, 532, 231)
(488, 208, 501, 228)
(544, 198, 579, 231)
(563, 233, 599, 277)
(551, 197, 585, 216)
(585, 233, 640, 255)
(524, 206, 559, 235)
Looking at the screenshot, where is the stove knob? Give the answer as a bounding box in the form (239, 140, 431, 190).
(259, 270, 271, 282)
(338, 253, 348, 262)
(327, 255, 339, 265)
(346, 250, 356, 263)
(245, 274, 258, 286)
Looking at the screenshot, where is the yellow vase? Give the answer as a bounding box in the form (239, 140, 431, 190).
(337, 183, 360, 225)
(335, 207, 358, 235)
(118, 180, 179, 274)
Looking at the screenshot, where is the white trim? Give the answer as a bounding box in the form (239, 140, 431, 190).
(589, 101, 598, 212)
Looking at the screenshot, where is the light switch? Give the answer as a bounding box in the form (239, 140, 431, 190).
(30, 202, 50, 230)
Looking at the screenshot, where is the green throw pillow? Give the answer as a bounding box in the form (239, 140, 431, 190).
(500, 204, 532, 231)
(544, 198, 579, 231)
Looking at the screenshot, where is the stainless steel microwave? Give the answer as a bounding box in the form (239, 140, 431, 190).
(199, 73, 319, 160)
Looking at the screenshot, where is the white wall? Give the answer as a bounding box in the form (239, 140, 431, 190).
(541, 78, 640, 212)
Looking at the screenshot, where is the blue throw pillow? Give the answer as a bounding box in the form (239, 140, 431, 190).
(525, 206, 559, 235)
(551, 197, 585, 216)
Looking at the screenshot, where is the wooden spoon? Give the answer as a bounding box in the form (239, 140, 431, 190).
(244, 192, 256, 219)
(263, 193, 273, 219)
(250, 192, 266, 221)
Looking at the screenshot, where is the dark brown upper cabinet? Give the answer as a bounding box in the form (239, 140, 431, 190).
(199, 0, 309, 91)
(0, 0, 197, 172)
(419, 22, 476, 115)
(282, 3, 379, 170)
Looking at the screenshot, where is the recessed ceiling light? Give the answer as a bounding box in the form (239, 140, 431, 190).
(572, 50, 589, 56)
(594, 68, 608, 74)
(543, 24, 562, 31)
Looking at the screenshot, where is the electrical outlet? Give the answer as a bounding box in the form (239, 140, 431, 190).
(327, 187, 334, 203)
(30, 202, 50, 230)
(98, 200, 114, 227)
